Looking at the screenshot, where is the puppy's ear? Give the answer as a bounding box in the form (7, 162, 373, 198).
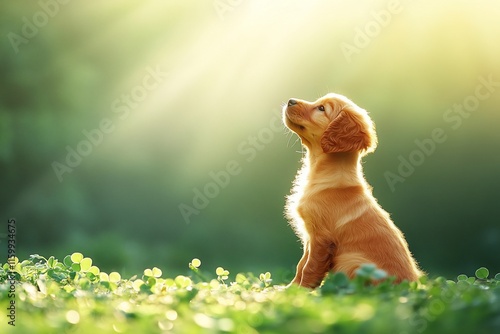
(320, 109, 377, 154)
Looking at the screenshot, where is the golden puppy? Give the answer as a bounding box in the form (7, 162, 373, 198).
(283, 93, 422, 288)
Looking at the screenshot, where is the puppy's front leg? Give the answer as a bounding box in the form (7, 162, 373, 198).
(297, 238, 333, 289)
(290, 241, 310, 286)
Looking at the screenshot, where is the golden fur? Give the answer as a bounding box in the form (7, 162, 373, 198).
(283, 93, 422, 288)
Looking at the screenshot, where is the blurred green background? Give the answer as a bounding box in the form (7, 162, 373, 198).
(1, 0, 499, 279)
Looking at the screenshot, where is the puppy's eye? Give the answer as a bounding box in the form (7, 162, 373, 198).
(318, 105, 325, 112)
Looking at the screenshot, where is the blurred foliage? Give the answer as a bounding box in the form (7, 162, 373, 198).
(0, 253, 499, 333)
(1, 1, 500, 277)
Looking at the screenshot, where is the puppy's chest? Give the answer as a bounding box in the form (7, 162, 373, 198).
(295, 190, 337, 230)
(294, 186, 365, 232)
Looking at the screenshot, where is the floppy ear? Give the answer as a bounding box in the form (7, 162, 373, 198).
(320, 109, 377, 154)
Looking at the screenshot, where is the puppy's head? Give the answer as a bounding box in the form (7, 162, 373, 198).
(283, 93, 377, 155)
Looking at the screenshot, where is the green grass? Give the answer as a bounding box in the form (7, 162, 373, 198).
(1, 254, 499, 333)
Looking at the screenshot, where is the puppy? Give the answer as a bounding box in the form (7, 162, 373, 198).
(283, 93, 422, 288)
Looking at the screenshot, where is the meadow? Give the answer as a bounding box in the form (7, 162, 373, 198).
(1, 253, 499, 333)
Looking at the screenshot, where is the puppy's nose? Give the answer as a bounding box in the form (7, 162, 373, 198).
(287, 99, 297, 107)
